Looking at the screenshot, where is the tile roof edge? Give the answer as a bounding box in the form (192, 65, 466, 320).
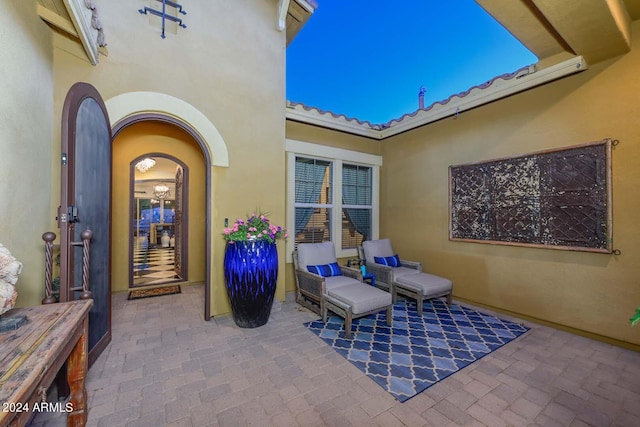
(286, 57, 587, 139)
(383, 65, 534, 127)
(286, 102, 388, 133)
(286, 65, 534, 135)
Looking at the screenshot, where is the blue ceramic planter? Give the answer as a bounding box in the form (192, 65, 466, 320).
(223, 240, 278, 328)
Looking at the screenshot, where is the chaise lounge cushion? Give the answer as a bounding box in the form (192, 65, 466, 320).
(392, 266, 421, 279)
(362, 239, 394, 265)
(396, 272, 452, 296)
(324, 275, 360, 291)
(297, 242, 337, 271)
(328, 283, 393, 315)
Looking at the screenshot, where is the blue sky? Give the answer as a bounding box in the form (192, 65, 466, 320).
(286, 1, 538, 124)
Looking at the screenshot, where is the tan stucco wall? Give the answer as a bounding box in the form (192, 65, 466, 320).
(377, 23, 640, 347)
(286, 121, 383, 155)
(0, 3, 54, 307)
(47, 0, 287, 316)
(112, 122, 206, 293)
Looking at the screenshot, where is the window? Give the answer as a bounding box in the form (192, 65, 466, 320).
(342, 164, 372, 249)
(287, 140, 382, 260)
(294, 157, 332, 244)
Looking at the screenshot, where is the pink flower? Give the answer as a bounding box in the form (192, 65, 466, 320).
(247, 233, 252, 239)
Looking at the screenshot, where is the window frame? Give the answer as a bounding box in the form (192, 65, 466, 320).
(286, 139, 382, 262)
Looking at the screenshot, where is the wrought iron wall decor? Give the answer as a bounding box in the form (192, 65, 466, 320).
(139, 0, 187, 39)
(449, 139, 613, 253)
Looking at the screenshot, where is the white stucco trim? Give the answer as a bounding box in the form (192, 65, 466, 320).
(285, 139, 383, 166)
(105, 92, 229, 167)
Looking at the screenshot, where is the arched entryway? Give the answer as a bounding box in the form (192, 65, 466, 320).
(130, 153, 189, 288)
(106, 92, 229, 320)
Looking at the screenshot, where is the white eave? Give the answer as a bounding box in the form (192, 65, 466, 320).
(286, 56, 588, 140)
(286, 101, 385, 139)
(37, 0, 107, 65)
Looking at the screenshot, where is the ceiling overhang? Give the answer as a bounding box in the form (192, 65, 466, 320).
(475, 0, 632, 65)
(282, 0, 318, 46)
(37, 0, 107, 65)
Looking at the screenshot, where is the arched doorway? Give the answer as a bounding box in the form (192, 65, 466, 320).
(112, 120, 207, 315)
(106, 91, 229, 321)
(130, 154, 188, 288)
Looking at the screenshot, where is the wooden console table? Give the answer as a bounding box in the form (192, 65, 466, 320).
(0, 299, 92, 427)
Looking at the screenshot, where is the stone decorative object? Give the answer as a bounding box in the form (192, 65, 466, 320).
(0, 281, 18, 317)
(0, 244, 23, 285)
(0, 243, 26, 331)
(0, 243, 22, 316)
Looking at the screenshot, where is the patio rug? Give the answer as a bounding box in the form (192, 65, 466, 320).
(304, 299, 529, 402)
(128, 285, 181, 300)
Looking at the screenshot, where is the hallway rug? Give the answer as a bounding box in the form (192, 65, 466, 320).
(128, 285, 181, 300)
(304, 299, 529, 402)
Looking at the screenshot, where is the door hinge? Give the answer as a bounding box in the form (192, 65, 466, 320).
(57, 206, 66, 224)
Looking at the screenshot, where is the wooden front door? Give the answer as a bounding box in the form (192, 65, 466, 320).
(59, 82, 112, 367)
(174, 165, 184, 276)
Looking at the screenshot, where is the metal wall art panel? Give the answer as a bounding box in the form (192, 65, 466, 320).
(449, 139, 612, 253)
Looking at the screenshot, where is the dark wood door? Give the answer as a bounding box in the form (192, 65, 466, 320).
(59, 82, 112, 367)
(174, 165, 184, 276)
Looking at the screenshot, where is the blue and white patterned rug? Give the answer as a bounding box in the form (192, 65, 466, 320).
(304, 299, 529, 402)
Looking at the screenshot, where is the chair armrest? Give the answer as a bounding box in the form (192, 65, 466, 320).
(400, 259, 422, 272)
(341, 266, 363, 282)
(364, 263, 394, 287)
(294, 269, 326, 299)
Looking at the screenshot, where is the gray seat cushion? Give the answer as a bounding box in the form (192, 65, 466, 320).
(328, 283, 392, 315)
(392, 266, 419, 279)
(396, 272, 452, 296)
(325, 275, 360, 291)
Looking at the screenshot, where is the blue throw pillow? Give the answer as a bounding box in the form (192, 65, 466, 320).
(374, 254, 401, 267)
(307, 262, 343, 277)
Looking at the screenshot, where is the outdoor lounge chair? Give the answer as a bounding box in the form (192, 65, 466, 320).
(361, 238, 452, 316)
(293, 242, 392, 338)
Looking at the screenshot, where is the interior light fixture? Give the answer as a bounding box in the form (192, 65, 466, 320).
(154, 184, 170, 200)
(135, 158, 156, 173)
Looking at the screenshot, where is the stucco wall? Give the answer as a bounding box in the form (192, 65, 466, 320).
(112, 122, 206, 293)
(286, 121, 383, 155)
(0, 3, 54, 307)
(379, 22, 640, 346)
(49, 0, 287, 316)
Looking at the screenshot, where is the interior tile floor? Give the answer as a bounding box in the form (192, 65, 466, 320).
(29, 285, 640, 427)
(133, 246, 180, 287)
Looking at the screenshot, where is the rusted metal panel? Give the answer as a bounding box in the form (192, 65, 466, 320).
(449, 139, 612, 252)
